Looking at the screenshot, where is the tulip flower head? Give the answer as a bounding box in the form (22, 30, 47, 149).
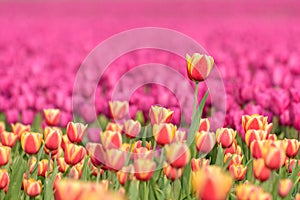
(165, 142, 190, 168)
(21, 131, 43, 155)
(253, 158, 271, 182)
(109, 100, 129, 120)
(278, 179, 293, 198)
(0, 169, 9, 190)
(0, 131, 18, 147)
(43, 108, 60, 126)
(66, 122, 88, 144)
(64, 143, 85, 165)
(44, 126, 62, 151)
(134, 158, 156, 181)
(216, 128, 236, 148)
(11, 123, 30, 140)
(186, 53, 214, 82)
(123, 119, 141, 139)
(195, 131, 216, 154)
(23, 178, 42, 197)
(153, 123, 176, 146)
(163, 163, 183, 181)
(149, 105, 174, 125)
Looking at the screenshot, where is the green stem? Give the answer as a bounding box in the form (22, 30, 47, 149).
(96, 167, 101, 183)
(192, 82, 199, 118)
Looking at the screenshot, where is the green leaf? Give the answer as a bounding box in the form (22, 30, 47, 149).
(128, 180, 139, 200)
(215, 145, 224, 167)
(80, 156, 90, 181)
(44, 160, 58, 200)
(32, 112, 42, 133)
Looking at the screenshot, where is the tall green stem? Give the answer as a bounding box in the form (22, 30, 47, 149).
(193, 82, 199, 118)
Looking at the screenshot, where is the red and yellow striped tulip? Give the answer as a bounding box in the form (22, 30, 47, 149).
(105, 148, 126, 171)
(43, 108, 60, 126)
(285, 159, 300, 173)
(11, 122, 30, 140)
(284, 139, 299, 158)
(0, 169, 9, 190)
(153, 123, 176, 146)
(38, 159, 53, 177)
(149, 105, 174, 125)
(250, 140, 266, 159)
(245, 129, 267, 146)
(278, 179, 293, 198)
(165, 142, 190, 168)
(23, 178, 42, 197)
(195, 131, 215, 154)
(123, 119, 141, 139)
(117, 165, 134, 186)
(134, 158, 156, 181)
(199, 118, 210, 132)
(69, 163, 83, 179)
(236, 184, 272, 200)
(224, 153, 243, 168)
(133, 147, 153, 160)
(192, 165, 232, 200)
(267, 134, 277, 141)
(186, 53, 214, 82)
(106, 122, 123, 132)
(191, 158, 210, 172)
(21, 131, 43, 155)
(263, 145, 286, 170)
(64, 143, 85, 165)
(86, 143, 106, 167)
(66, 122, 88, 144)
(109, 100, 129, 120)
(253, 158, 271, 182)
(229, 164, 247, 181)
(216, 128, 236, 148)
(100, 130, 122, 149)
(0, 131, 18, 147)
(242, 114, 268, 132)
(44, 126, 62, 151)
(57, 157, 69, 173)
(163, 163, 183, 181)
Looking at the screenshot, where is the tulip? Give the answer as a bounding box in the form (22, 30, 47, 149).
(245, 129, 267, 146)
(195, 131, 215, 154)
(109, 100, 129, 120)
(153, 123, 176, 146)
(216, 128, 236, 148)
(174, 130, 187, 142)
(0, 169, 9, 190)
(44, 126, 62, 151)
(57, 157, 69, 173)
(224, 140, 238, 155)
(198, 118, 210, 132)
(133, 147, 153, 160)
(242, 114, 268, 132)
(69, 164, 82, 179)
(284, 139, 299, 158)
(64, 143, 85, 165)
(23, 178, 42, 197)
(117, 165, 133, 186)
(192, 166, 232, 200)
(296, 193, 300, 200)
(134, 158, 156, 181)
(66, 122, 88, 144)
(106, 122, 123, 132)
(43, 108, 60, 126)
(105, 148, 126, 171)
(229, 164, 247, 181)
(165, 142, 190, 168)
(253, 159, 271, 182)
(38, 159, 53, 177)
(236, 184, 272, 200)
(191, 158, 210, 171)
(0, 131, 18, 147)
(186, 53, 214, 82)
(250, 140, 265, 159)
(285, 159, 300, 173)
(123, 119, 141, 138)
(100, 130, 122, 149)
(263, 145, 286, 170)
(149, 105, 174, 125)
(163, 163, 183, 181)
(267, 134, 277, 140)
(53, 173, 62, 191)
(86, 143, 107, 168)
(11, 122, 30, 140)
(224, 153, 243, 168)
(278, 179, 293, 198)
(133, 140, 152, 150)
(21, 131, 43, 155)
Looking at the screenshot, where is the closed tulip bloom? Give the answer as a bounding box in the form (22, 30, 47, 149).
(242, 114, 269, 133)
(198, 118, 210, 132)
(38, 159, 53, 177)
(216, 128, 236, 148)
(109, 100, 129, 120)
(224, 153, 243, 168)
(133, 147, 153, 160)
(236, 184, 272, 200)
(163, 163, 183, 181)
(149, 105, 174, 125)
(100, 130, 122, 149)
(285, 159, 300, 173)
(44, 126, 62, 151)
(250, 140, 266, 159)
(21, 132, 43, 155)
(64, 143, 85, 165)
(263, 145, 286, 170)
(105, 148, 126, 171)
(165, 142, 190, 168)
(245, 130, 267, 146)
(43, 109, 60, 126)
(57, 157, 69, 173)
(106, 122, 123, 132)
(284, 139, 299, 158)
(0, 131, 18, 147)
(186, 53, 214, 82)
(229, 164, 247, 181)
(191, 158, 210, 172)
(267, 134, 277, 141)
(253, 159, 271, 182)
(66, 122, 88, 144)
(134, 158, 156, 181)
(0, 169, 9, 190)
(61, 135, 71, 151)
(153, 123, 176, 146)
(23, 178, 42, 197)
(117, 165, 134, 186)
(192, 166, 232, 200)
(123, 120, 141, 138)
(278, 179, 293, 198)
(195, 131, 215, 154)
(224, 140, 238, 155)
(69, 164, 83, 179)
(11, 122, 30, 140)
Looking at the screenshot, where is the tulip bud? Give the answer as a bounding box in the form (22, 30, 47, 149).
(253, 159, 271, 182)
(106, 122, 123, 132)
(278, 179, 293, 198)
(149, 105, 174, 125)
(236, 184, 272, 200)
(195, 131, 215, 154)
(133, 147, 153, 160)
(224, 140, 238, 155)
(263, 145, 286, 170)
(44, 127, 62, 151)
(0, 131, 18, 147)
(117, 165, 134, 186)
(284, 139, 299, 158)
(250, 140, 265, 159)
(43, 109, 60, 126)
(109, 100, 129, 120)
(64, 143, 85, 165)
(11, 122, 30, 140)
(165, 142, 190, 168)
(199, 118, 210, 132)
(57, 157, 69, 173)
(66, 122, 88, 144)
(134, 158, 156, 181)
(216, 128, 236, 148)
(100, 130, 122, 149)
(224, 153, 243, 168)
(105, 148, 126, 171)
(242, 114, 268, 132)
(186, 53, 214, 82)
(0, 169, 9, 190)
(38, 159, 53, 177)
(123, 120, 141, 139)
(163, 163, 183, 181)
(21, 131, 43, 155)
(229, 164, 247, 181)
(191, 158, 210, 172)
(153, 123, 176, 146)
(23, 178, 42, 197)
(245, 130, 267, 146)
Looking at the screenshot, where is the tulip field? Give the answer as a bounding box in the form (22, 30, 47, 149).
(0, 0, 300, 200)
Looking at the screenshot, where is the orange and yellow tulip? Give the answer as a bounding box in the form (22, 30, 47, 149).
(66, 122, 88, 144)
(21, 131, 43, 155)
(0, 131, 18, 147)
(165, 142, 190, 168)
(153, 123, 176, 146)
(186, 53, 214, 82)
(64, 143, 85, 165)
(216, 128, 236, 148)
(43, 108, 60, 126)
(149, 105, 174, 125)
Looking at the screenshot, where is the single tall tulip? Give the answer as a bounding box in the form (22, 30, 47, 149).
(21, 132, 43, 155)
(186, 53, 214, 82)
